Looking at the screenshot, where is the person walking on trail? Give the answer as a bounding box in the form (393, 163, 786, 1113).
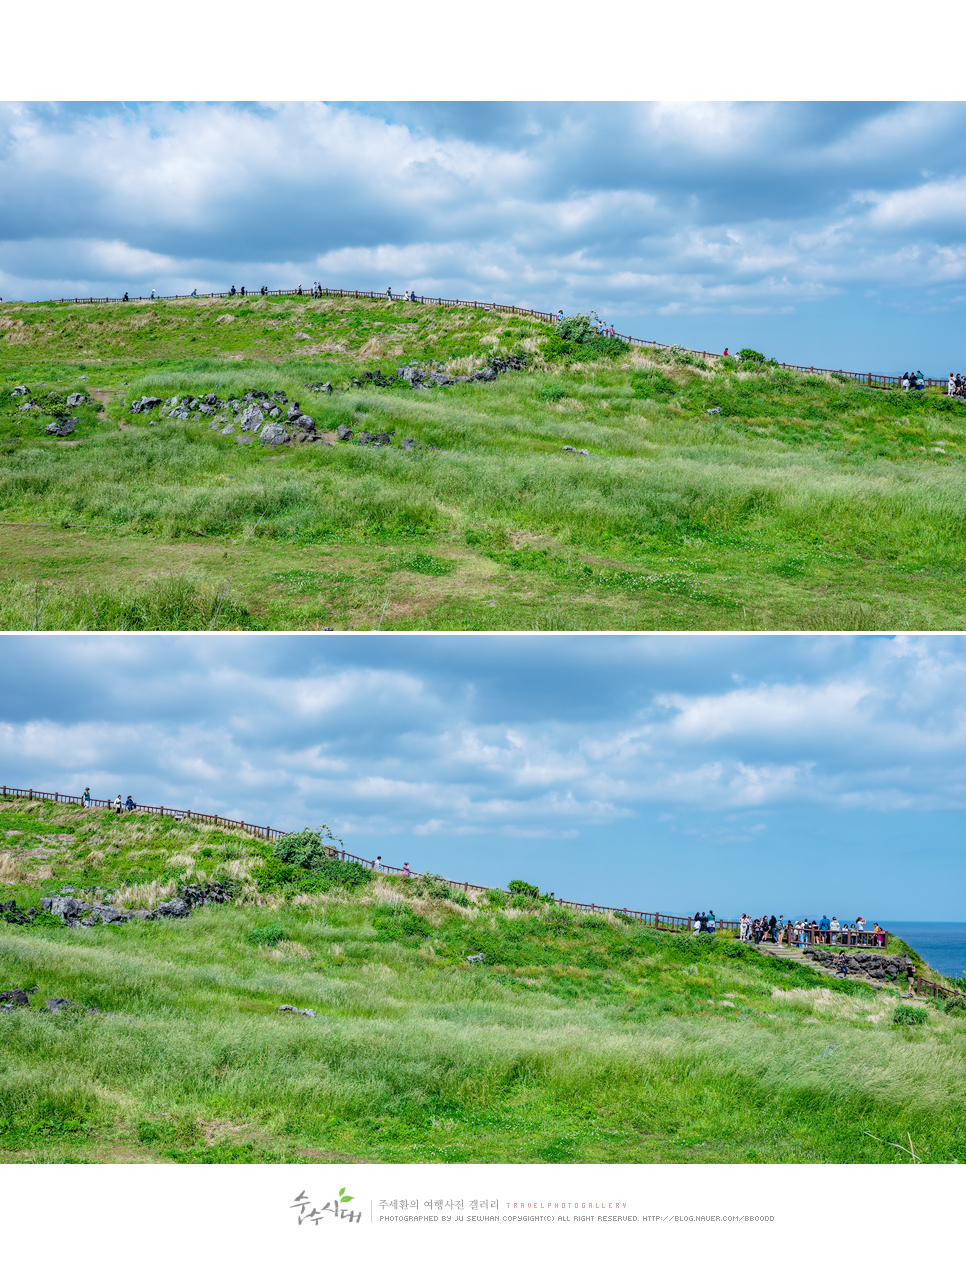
(402, 861, 410, 878)
(768, 914, 777, 942)
(375, 855, 382, 871)
(835, 952, 849, 978)
(386, 286, 393, 301)
(82, 786, 91, 807)
(125, 795, 135, 811)
(722, 347, 729, 357)
(113, 794, 122, 814)
(739, 913, 749, 941)
(122, 292, 129, 302)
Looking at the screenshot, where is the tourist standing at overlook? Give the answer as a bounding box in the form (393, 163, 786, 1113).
(830, 916, 841, 943)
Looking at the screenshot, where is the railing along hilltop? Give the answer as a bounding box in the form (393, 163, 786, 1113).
(5, 283, 955, 391)
(16, 782, 963, 997)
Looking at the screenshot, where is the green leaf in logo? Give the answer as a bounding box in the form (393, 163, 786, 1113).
(339, 1187, 355, 1203)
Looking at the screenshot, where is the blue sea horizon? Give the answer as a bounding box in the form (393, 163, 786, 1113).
(881, 922, 966, 979)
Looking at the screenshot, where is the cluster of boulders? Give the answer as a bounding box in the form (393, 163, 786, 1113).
(803, 948, 912, 981)
(0, 985, 108, 1015)
(8, 385, 87, 435)
(279, 1004, 316, 1017)
(0, 879, 238, 931)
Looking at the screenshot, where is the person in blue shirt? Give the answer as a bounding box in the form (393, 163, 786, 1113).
(125, 795, 135, 811)
(819, 915, 830, 930)
(707, 910, 716, 934)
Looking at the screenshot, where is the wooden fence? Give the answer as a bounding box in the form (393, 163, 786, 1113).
(17, 785, 959, 990)
(13, 284, 955, 391)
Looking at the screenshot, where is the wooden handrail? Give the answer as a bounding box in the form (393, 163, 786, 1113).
(1, 784, 907, 954)
(4, 285, 954, 390)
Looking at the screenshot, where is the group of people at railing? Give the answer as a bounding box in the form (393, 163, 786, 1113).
(947, 373, 966, 397)
(738, 913, 887, 947)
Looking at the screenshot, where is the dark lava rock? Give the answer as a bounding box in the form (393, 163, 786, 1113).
(259, 422, 290, 447)
(0, 988, 32, 1006)
(287, 402, 303, 421)
(244, 390, 272, 402)
(45, 417, 78, 437)
(400, 438, 418, 449)
(65, 392, 88, 407)
(238, 404, 264, 433)
(336, 424, 353, 441)
(129, 396, 162, 414)
(11, 385, 30, 396)
(46, 998, 79, 1012)
(152, 898, 191, 920)
(273, 390, 288, 404)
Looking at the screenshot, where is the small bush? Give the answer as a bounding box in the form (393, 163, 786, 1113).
(273, 827, 342, 870)
(738, 348, 767, 363)
(248, 923, 286, 947)
(484, 889, 507, 907)
(893, 1005, 928, 1026)
(539, 383, 567, 402)
(370, 904, 432, 943)
(943, 997, 966, 1014)
(508, 879, 540, 898)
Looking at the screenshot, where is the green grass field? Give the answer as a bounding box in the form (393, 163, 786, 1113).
(2, 293, 966, 629)
(1, 797, 962, 1165)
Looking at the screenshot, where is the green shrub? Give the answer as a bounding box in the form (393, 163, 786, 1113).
(247, 923, 286, 947)
(484, 889, 507, 907)
(273, 827, 342, 870)
(539, 383, 567, 402)
(943, 996, 966, 1013)
(370, 904, 432, 943)
(893, 1004, 928, 1026)
(508, 879, 540, 898)
(738, 348, 767, 363)
(413, 872, 469, 906)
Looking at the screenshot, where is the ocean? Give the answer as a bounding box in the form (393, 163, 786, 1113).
(884, 922, 966, 979)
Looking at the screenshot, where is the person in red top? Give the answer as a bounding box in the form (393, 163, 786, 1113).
(723, 347, 729, 357)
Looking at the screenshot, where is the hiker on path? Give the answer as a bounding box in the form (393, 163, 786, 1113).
(768, 914, 778, 942)
(113, 795, 122, 814)
(122, 293, 129, 302)
(707, 910, 716, 934)
(150, 289, 156, 300)
(739, 913, 749, 940)
(375, 855, 382, 871)
(948, 374, 957, 396)
(402, 861, 410, 877)
(125, 795, 135, 811)
(835, 952, 849, 978)
(723, 347, 729, 357)
(386, 286, 393, 301)
(82, 786, 91, 807)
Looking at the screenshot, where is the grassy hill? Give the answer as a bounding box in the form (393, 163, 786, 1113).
(3, 293, 966, 630)
(1, 797, 963, 1165)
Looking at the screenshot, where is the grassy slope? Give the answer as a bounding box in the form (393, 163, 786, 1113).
(2, 295, 966, 629)
(1, 798, 963, 1165)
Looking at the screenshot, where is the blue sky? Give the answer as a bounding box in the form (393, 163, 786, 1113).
(1, 632, 964, 921)
(4, 101, 966, 374)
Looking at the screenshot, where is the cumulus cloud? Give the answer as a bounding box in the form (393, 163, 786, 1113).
(4, 633, 966, 917)
(6, 102, 966, 365)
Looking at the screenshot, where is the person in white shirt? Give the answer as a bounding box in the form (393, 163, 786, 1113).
(829, 916, 841, 944)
